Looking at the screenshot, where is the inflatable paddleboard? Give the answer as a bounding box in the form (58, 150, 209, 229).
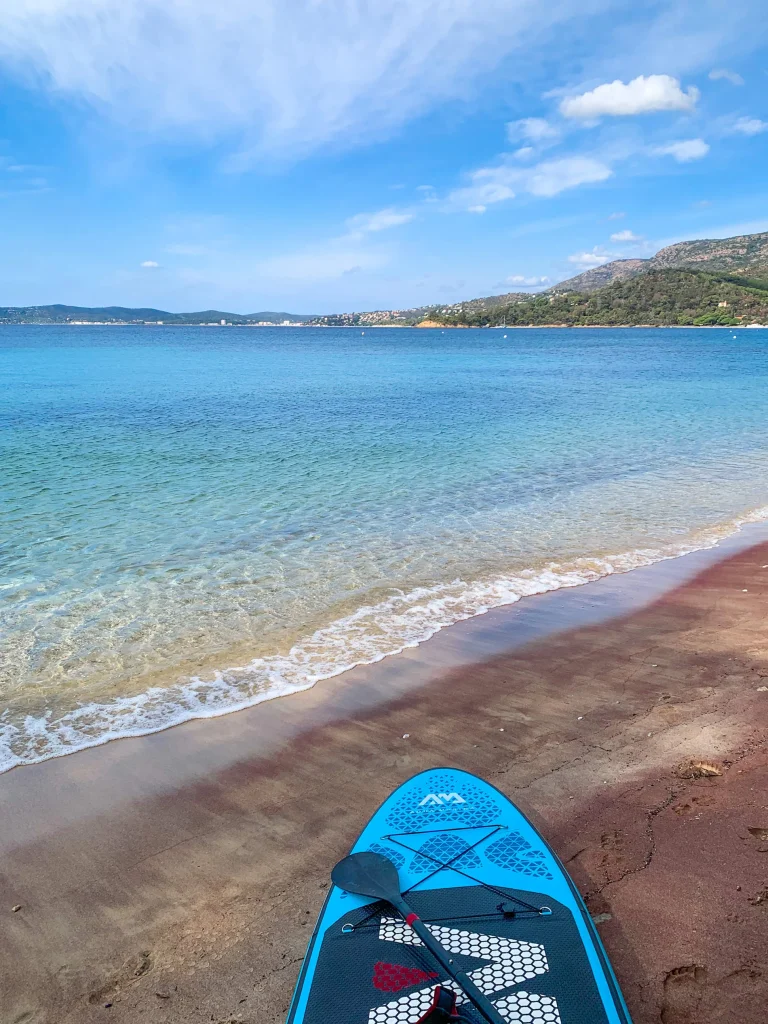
(287, 768, 632, 1023)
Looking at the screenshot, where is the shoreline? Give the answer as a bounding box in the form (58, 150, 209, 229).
(5, 512, 768, 777)
(5, 322, 767, 328)
(2, 529, 768, 1023)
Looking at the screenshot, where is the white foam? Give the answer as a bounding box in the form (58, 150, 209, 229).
(2, 505, 767, 774)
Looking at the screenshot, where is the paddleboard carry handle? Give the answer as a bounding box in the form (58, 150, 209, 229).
(332, 852, 508, 1024)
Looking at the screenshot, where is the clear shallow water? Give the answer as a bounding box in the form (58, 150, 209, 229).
(3, 324, 768, 772)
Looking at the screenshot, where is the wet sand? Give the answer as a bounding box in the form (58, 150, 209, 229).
(2, 535, 768, 1024)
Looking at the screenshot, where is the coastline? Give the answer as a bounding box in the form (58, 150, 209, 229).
(2, 529, 768, 1023)
(6, 508, 768, 776)
(6, 322, 767, 328)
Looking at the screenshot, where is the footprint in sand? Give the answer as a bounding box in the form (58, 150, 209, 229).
(672, 794, 716, 816)
(87, 950, 153, 1006)
(660, 963, 764, 1024)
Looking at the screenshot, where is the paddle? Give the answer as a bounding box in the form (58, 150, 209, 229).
(331, 851, 508, 1024)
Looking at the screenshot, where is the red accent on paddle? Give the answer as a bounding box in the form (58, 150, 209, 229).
(372, 962, 438, 993)
(405, 912, 420, 926)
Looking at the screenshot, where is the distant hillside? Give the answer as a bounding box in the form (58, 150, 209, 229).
(550, 259, 649, 293)
(652, 231, 768, 277)
(429, 269, 768, 327)
(0, 304, 313, 325)
(306, 290, 531, 327)
(556, 230, 768, 293)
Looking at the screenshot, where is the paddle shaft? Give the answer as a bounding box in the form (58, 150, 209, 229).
(391, 896, 507, 1024)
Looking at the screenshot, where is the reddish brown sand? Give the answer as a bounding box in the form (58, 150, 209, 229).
(2, 541, 768, 1024)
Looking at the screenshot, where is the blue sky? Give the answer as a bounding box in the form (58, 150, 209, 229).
(0, 0, 767, 314)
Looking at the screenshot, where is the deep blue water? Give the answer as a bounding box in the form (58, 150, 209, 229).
(3, 324, 768, 770)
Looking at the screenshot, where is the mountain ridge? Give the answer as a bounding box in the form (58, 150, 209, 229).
(553, 230, 768, 294)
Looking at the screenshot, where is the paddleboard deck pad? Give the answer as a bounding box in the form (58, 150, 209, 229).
(287, 768, 632, 1024)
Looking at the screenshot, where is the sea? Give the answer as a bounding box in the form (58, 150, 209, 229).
(3, 324, 768, 773)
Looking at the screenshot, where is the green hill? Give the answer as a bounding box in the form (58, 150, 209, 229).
(0, 305, 314, 324)
(427, 269, 768, 327)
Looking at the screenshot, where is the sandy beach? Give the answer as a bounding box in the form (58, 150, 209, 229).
(2, 534, 768, 1024)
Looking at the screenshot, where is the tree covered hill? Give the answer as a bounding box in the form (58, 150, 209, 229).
(0, 304, 313, 324)
(426, 270, 768, 327)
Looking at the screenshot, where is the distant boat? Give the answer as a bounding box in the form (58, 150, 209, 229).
(491, 318, 507, 329)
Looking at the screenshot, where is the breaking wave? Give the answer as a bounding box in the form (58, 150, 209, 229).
(2, 505, 767, 774)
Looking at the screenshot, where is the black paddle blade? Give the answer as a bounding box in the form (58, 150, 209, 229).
(331, 851, 402, 901)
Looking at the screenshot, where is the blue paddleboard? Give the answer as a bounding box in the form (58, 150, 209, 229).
(287, 767, 632, 1023)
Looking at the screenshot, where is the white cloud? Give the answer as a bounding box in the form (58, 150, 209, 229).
(140, 260, 159, 267)
(568, 248, 614, 268)
(610, 229, 642, 241)
(508, 117, 559, 142)
(732, 116, 768, 136)
(709, 68, 744, 85)
(346, 208, 414, 234)
(560, 75, 699, 119)
(469, 205, 487, 213)
(514, 146, 534, 160)
(507, 274, 551, 285)
(608, 211, 625, 220)
(653, 138, 709, 162)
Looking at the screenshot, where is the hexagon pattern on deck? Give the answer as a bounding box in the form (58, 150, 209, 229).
(370, 918, 558, 1023)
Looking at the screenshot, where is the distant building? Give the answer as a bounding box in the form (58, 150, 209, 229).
(221, 319, 226, 325)
(717, 301, 729, 308)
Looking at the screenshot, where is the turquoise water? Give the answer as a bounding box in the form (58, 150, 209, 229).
(3, 324, 768, 771)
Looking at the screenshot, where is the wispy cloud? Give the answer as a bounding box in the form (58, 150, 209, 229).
(4, 0, 757, 164)
(256, 205, 412, 282)
(507, 117, 559, 142)
(140, 260, 159, 268)
(0, 0, 615, 162)
(527, 157, 612, 196)
(709, 68, 744, 85)
(610, 229, 642, 241)
(448, 154, 612, 211)
(732, 116, 768, 136)
(345, 208, 414, 234)
(560, 75, 699, 119)
(653, 138, 709, 162)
